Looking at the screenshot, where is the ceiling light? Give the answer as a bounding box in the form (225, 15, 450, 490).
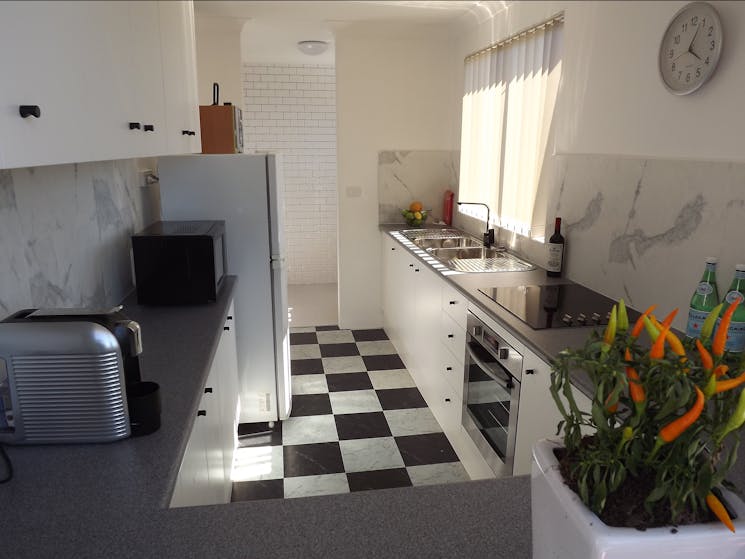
(297, 40, 328, 56)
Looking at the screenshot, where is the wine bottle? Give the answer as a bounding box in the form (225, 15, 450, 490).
(720, 264, 745, 353)
(685, 257, 719, 338)
(546, 217, 564, 278)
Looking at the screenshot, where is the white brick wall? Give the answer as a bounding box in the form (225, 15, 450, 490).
(242, 64, 337, 285)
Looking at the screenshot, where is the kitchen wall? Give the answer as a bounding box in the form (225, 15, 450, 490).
(451, 1, 745, 332)
(242, 63, 337, 284)
(0, 159, 157, 315)
(195, 16, 244, 106)
(336, 21, 461, 328)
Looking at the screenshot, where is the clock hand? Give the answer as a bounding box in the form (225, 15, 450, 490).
(688, 21, 702, 57)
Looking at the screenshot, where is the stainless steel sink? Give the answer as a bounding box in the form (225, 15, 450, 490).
(413, 237, 482, 249)
(426, 246, 535, 273)
(401, 229, 464, 241)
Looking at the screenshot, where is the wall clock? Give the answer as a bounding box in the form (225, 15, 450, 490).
(659, 2, 723, 95)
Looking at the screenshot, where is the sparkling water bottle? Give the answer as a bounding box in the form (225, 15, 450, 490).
(721, 264, 745, 353)
(686, 257, 720, 338)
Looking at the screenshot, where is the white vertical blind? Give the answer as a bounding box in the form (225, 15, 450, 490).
(458, 18, 563, 237)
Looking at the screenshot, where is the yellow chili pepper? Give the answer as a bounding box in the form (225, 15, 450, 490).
(651, 316, 686, 357)
(617, 299, 629, 332)
(601, 305, 617, 353)
(706, 492, 735, 533)
(700, 303, 724, 343)
(631, 305, 657, 339)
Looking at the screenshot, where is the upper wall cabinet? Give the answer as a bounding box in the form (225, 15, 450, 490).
(0, 1, 200, 170)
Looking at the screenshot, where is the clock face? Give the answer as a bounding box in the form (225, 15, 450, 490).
(659, 2, 723, 95)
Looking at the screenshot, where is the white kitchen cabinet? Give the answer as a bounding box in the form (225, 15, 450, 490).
(0, 0, 198, 170)
(159, 0, 202, 155)
(170, 302, 240, 508)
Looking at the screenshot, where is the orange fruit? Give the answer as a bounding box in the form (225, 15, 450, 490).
(409, 201, 423, 212)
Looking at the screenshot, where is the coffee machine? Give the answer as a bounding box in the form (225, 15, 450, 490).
(0, 306, 160, 444)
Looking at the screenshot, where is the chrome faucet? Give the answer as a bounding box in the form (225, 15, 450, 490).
(457, 202, 495, 248)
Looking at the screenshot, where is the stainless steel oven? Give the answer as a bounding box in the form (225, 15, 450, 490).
(462, 311, 522, 477)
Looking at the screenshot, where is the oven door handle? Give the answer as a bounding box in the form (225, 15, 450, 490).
(466, 343, 515, 390)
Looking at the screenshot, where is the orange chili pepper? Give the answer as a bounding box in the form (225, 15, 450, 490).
(651, 316, 686, 357)
(706, 492, 735, 533)
(631, 305, 657, 339)
(649, 323, 670, 360)
(714, 364, 729, 379)
(624, 348, 646, 406)
(661, 308, 679, 328)
(696, 339, 713, 371)
(605, 393, 618, 413)
(713, 300, 741, 357)
(715, 371, 745, 394)
(659, 386, 705, 443)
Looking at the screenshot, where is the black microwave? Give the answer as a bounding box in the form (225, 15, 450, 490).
(131, 220, 226, 305)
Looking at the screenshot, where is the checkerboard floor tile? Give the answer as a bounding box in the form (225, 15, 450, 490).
(231, 325, 469, 502)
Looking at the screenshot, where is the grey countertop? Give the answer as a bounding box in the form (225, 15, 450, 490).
(1, 275, 534, 559)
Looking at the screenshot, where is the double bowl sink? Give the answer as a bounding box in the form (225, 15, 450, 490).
(400, 229, 535, 273)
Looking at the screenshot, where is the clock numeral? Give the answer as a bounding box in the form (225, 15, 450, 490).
(668, 49, 674, 59)
(686, 72, 691, 83)
(678, 71, 683, 80)
(691, 16, 698, 25)
(708, 26, 714, 37)
(671, 62, 676, 72)
(696, 67, 702, 78)
(705, 56, 710, 65)
(710, 40, 715, 51)
(674, 34, 681, 45)
(682, 23, 688, 32)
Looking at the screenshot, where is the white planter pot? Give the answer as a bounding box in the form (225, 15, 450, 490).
(531, 438, 745, 559)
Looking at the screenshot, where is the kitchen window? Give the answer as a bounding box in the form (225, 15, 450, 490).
(458, 14, 563, 240)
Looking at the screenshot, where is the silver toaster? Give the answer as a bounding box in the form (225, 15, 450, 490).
(0, 309, 133, 444)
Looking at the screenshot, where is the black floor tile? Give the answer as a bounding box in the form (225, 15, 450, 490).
(316, 325, 340, 331)
(326, 372, 373, 393)
(290, 332, 318, 345)
(362, 354, 405, 371)
(283, 442, 344, 477)
(320, 343, 360, 358)
(334, 412, 391, 440)
(290, 393, 332, 417)
(352, 329, 390, 342)
(347, 468, 412, 492)
(231, 479, 284, 502)
(291, 358, 324, 375)
(376, 387, 427, 410)
(237, 421, 282, 447)
(395, 433, 459, 466)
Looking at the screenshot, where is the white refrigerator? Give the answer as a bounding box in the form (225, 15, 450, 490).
(158, 154, 291, 424)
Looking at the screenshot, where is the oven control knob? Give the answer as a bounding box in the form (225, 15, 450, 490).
(561, 313, 573, 326)
(606, 311, 612, 321)
(499, 348, 509, 360)
(577, 313, 587, 325)
(473, 326, 482, 336)
(591, 312, 601, 324)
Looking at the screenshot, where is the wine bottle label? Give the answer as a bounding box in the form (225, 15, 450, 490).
(686, 308, 711, 338)
(546, 243, 563, 272)
(695, 282, 714, 296)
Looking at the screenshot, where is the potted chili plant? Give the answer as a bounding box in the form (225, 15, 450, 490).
(532, 300, 745, 559)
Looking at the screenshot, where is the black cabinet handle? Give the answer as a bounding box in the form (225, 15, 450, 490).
(227, 316, 233, 321)
(188, 131, 196, 136)
(449, 301, 457, 305)
(391, 247, 395, 251)
(197, 410, 206, 417)
(19, 105, 41, 118)
(224, 326, 230, 331)
(525, 369, 536, 375)
(129, 122, 141, 130)
(447, 334, 454, 338)
(446, 367, 452, 371)
(143, 124, 155, 132)
(204, 387, 213, 394)
(415, 268, 419, 272)
(409, 264, 414, 267)
(182, 130, 190, 135)
(445, 398, 451, 403)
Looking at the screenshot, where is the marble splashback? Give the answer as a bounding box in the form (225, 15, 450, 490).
(454, 154, 745, 333)
(378, 150, 459, 224)
(0, 159, 158, 316)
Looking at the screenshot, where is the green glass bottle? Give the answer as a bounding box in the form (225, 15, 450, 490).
(686, 257, 719, 338)
(721, 264, 745, 353)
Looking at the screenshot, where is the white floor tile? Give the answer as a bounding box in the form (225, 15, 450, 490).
(406, 462, 470, 486)
(317, 330, 355, 344)
(368, 369, 416, 390)
(339, 437, 404, 473)
(281, 415, 339, 445)
(290, 344, 322, 360)
(329, 390, 382, 414)
(384, 408, 443, 437)
(283, 473, 350, 499)
(291, 374, 328, 395)
(288, 283, 338, 328)
(232, 445, 283, 482)
(290, 326, 316, 333)
(322, 356, 366, 374)
(356, 340, 397, 356)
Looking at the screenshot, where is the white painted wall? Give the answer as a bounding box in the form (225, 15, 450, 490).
(194, 16, 244, 106)
(336, 22, 460, 328)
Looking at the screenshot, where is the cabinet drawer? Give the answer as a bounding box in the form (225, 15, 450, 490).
(430, 381, 461, 433)
(440, 343, 465, 399)
(441, 311, 466, 361)
(442, 283, 467, 329)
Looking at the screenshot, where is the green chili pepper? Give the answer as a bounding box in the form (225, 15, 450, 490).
(643, 315, 660, 342)
(700, 303, 724, 344)
(617, 299, 629, 332)
(715, 388, 745, 445)
(601, 305, 617, 353)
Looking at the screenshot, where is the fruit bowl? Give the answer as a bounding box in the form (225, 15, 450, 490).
(401, 208, 428, 227)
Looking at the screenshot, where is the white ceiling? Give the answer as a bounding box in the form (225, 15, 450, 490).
(194, 1, 503, 64)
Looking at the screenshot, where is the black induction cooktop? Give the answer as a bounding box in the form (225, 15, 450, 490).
(478, 284, 641, 330)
